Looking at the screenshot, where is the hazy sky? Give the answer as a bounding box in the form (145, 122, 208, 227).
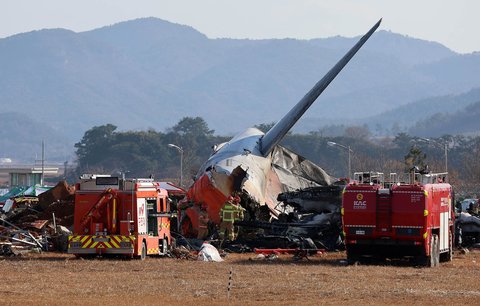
(1, 0, 478, 53)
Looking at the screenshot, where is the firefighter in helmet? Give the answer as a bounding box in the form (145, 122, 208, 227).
(232, 195, 244, 239)
(219, 195, 244, 241)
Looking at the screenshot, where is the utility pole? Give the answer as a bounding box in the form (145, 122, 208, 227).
(41, 140, 45, 186)
(64, 160, 68, 180)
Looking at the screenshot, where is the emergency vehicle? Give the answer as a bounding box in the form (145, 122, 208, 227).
(68, 175, 172, 259)
(342, 171, 454, 267)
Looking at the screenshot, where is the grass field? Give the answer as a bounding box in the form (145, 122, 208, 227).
(1, 250, 479, 305)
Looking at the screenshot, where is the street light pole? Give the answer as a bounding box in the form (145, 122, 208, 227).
(348, 145, 351, 181)
(168, 144, 184, 187)
(327, 141, 353, 179)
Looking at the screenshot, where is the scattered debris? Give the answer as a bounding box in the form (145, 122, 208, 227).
(273, 182, 346, 250)
(170, 246, 197, 260)
(249, 253, 279, 261)
(456, 212, 480, 246)
(0, 242, 13, 256)
(0, 181, 75, 256)
(197, 242, 223, 262)
(252, 253, 266, 261)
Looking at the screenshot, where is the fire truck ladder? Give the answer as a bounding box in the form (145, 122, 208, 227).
(80, 188, 117, 230)
(376, 191, 392, 233)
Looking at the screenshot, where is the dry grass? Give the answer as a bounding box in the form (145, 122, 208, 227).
(1, 251, 479, 305)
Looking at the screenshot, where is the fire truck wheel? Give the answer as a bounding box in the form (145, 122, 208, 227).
(346, 255, 359, 265)
(141, 241, 147, 260)
(346, 248, 360, 265)
(161, 238, 168, 255)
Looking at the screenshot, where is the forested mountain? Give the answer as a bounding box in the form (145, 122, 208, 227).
(354, 87, 480, 135)
(409, 99, 480, 137)
(1, 17, 480, 162)
(0, 112, 71, 161)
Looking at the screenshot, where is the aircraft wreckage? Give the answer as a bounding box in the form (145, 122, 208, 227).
(178, 19, 382, 249)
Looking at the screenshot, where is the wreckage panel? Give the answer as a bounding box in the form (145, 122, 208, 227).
(186, 174, 227, 225)
(272, 145, 333, 187)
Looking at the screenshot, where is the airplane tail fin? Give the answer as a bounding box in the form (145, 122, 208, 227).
(260, 19, 382, 156)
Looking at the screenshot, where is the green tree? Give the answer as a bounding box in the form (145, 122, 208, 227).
(393, 133, 412, 149)
(73, 117, 227, 187)
(74, 124, 117, 170)
(344, 125, 370, 140)
(171, 117, 214, 137)
(166, 117, 225, 185)
(404, 146, 427, 172)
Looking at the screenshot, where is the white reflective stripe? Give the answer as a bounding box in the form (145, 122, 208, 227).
(344, 190, 377, 193)
(344, 225, 376, 228)
(392, 191, 425, 194)
(137, 188, 157, 192)
(440, 211, 449, 251)
(392, 225, 423, 228)
(137, 198, 147, 234)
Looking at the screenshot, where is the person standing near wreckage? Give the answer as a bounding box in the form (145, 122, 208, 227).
(232, 195, 245, 239)
(219, 196, 235, 241)
(219, 196, 244, 241)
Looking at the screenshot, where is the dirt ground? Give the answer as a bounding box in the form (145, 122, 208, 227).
(1, 250, 479, 306)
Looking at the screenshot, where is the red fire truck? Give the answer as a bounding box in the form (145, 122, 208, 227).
(68, 175, 172, 259)
(342, 171, 454, 267)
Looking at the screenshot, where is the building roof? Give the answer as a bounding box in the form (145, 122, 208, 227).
(0, 165, 59, 174)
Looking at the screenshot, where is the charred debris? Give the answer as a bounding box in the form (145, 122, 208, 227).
(234, 181, 346, 251)
(0, 181, 74, 256)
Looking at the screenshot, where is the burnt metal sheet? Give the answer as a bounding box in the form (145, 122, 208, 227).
(27, 219, 49, 230)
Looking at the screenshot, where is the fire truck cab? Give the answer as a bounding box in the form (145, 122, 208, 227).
(68, 174, 172, 259)
(342, 171, 454, 267)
